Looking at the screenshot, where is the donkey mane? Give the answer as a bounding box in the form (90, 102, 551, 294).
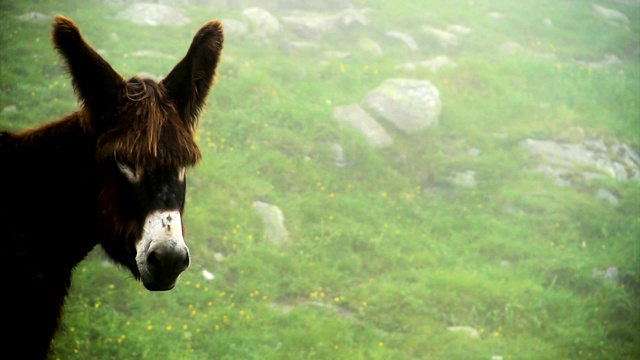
(96, 77, 202, 168)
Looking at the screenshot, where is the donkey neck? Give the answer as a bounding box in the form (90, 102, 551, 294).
(1, 111, 100, 276)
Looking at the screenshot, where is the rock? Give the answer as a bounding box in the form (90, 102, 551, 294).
(278, 0, 352, 11)
(279, 39, 321, 54)
(221, 18, 249, 38)
(468, 147, 481, 157)
(393, 62, 417, 71)
(499, 41, 555, 60)
(611, 0, 640, 4)
(592, 4, 630, 24)
(281, 13, 339, 39)
(358, 37, 383, 56)
(447, 326, 480, 339)
(117, 3, 190, 26)
(253, 201, 289, 246)
(385, 31, 419, 52)
(395, 56, 457, 72)
(422, 26, 460, 47)
(592, 266, 620, 286)
(445, 24, 472, 35)
(333, 104, 393, 148)
(328, 143, 347, 168)
(2, 105, 18, 113)
(209, 0, 231, 11)
(339, 7, 373, 27)
(280, 8, 371, 40)
(612, 143, 640, 180)
(452, 170, 477, 188)
(324, 51, 351, 59)
(577, 54, 622, 69)
(597, 188, 619, 206)
(17, 12, 49, 22)
(202, 269, 215, 280)
(362, 78, 441, 134)
(243, 7, 282, 38)
(534, 165, 572, 186)
(603, 267, 620, 285)
(213, 252, 225, 262)
(213, 0, 278, 11)
(520, 138, 640, 185)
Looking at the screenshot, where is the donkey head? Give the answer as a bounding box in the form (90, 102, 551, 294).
(51, 16, 223, 290)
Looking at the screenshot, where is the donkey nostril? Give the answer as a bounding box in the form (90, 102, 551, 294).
(179, 251, 190, 272)
(147, 250, 161, 269)
(146, 247, 189, 273)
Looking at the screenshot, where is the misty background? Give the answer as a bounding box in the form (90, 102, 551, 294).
(1, 0, 639, 359)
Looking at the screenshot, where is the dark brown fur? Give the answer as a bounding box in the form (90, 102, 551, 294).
(0, 16, 223, 358)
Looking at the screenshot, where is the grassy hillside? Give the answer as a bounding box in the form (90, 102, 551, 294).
(1, 0, 638, 359)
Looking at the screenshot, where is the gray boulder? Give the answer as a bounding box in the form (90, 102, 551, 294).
(445, 24, 472, 35)
(385, 31, 419, 52)
(333, 104, 393, 148)
(499, 41, 556, 60)
(279, 39, 322, 55)
(592, 4, 630, 24)
(448, 326, 480, 340)
(395, 56, 457, 72)
(422, 26, 460, 47)
(452, 170, 477, 188)
(2, 105, 18, 113)
(611, 0, 640, 4)
(280, 8, 371, 40)
(597, 188, 619, 206)
(576, 54, 622, 69)
(243, 7, 282, 38)
(520, 138, 640, 185)
(278, 0, 352, 11)
(362, 78, 441, 133)
(339, 7, 373, 27)
(280, 13, 339, 39)
(221, 18, 250, 38)
(328, 142, 347, 168)
(324, 51, 351, 59)
(117, 3, 190, 26)
(253, 201, 289, 246)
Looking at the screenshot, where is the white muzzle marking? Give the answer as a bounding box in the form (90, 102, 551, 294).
(136, 210, 190, 290)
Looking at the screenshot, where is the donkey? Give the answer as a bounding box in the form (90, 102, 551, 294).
(0, 16, 223, 358)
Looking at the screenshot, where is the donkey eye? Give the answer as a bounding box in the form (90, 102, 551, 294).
(115, 157, 141, 182)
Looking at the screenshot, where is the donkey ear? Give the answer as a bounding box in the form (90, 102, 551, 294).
(161, 20, 224, 127)
(52, 16, 123, 110)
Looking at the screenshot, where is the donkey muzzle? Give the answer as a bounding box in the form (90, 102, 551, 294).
(136, 210, 190, 291)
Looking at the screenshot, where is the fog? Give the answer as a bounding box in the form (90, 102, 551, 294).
(1, 0, 639, 358)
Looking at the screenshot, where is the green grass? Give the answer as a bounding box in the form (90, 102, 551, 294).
(1, 0, 639, 359)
